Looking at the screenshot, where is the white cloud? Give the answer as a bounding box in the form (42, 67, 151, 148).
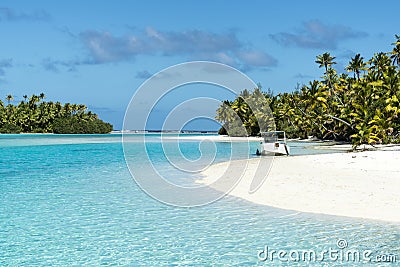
(235, 50, 277, 67)
(270, 20, 368, 49)
(0, 58, 12, 76)
(0, 7, 50, 22)
(78, 28, 278, 69)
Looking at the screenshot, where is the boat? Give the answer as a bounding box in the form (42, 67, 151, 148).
(258, 131, 290, 156)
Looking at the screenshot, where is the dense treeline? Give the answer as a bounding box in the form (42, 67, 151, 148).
(216, 35, 400, 148)
(0, 93, 113, 134)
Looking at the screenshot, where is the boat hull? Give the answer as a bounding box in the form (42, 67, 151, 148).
(260, 142, 290, 156)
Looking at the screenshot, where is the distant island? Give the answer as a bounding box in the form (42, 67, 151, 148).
(0, 93, 113, 134)
(216, 35, 400, 148)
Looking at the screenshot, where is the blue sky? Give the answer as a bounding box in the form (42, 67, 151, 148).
(1, 1, 399, 130)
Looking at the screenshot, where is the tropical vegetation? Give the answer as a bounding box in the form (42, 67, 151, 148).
(216, 35, 400, 148)
(0, 93, 113, 134)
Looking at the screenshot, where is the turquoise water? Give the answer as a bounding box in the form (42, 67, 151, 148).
(0, 134, 399, 266)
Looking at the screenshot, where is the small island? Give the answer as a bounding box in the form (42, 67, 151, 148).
(0, 93, 113, 134)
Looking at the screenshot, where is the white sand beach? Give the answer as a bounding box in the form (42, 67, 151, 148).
(198, 149, 400, 222)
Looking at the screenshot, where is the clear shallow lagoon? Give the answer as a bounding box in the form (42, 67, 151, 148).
(0, 134, 399, 266)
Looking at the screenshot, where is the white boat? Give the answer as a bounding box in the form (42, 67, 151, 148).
(258, 131, 290, 156)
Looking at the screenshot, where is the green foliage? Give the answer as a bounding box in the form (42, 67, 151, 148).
(218, 125, 227, 135)
(0, 93, 113, 134)
(216, 86, 274, 137)
(215, 35, 400, 149)
(0, 123, 22, 133)
(52, 117, 113, 134)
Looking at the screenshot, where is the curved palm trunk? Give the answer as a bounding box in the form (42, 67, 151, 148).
(326, 114, 353, 128)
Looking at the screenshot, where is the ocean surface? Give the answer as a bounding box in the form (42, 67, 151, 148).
(0, 134, 398, 266)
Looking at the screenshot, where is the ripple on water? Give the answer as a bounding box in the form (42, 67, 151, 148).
(0, 137, 398, 266)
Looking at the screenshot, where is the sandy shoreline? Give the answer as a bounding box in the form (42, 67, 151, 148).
(198, 149, 400, 222)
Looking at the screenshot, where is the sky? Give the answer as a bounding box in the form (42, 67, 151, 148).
(1, 0, 399, 130)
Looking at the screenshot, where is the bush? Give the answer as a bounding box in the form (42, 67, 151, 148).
(52, 117, 113, 134)
(0, 123, 23, 133)
(228, 125, 248, 137)
(218, 126, 227, 135)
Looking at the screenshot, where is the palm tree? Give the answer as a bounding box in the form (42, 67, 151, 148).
(246, 87, 275, 133)
(301, 80, 330, 113)
(391, 46, 400, 67)
(315, 52, 336, 74)
(28, 94, 40, 108)
(315, 53, 338, 94)
(346, 54, 366, 80)
(70, 104, 78, 115)
(320, 65, 344, 107)
(215, 100, 234, 130)
(6, 94, 13, 105)
(39, 93, 46, 101)
(390, 34, 400, 66)
(63, 103, 72, 117)
(231, 96, 248, 118)
(369, 52, 391, 79)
